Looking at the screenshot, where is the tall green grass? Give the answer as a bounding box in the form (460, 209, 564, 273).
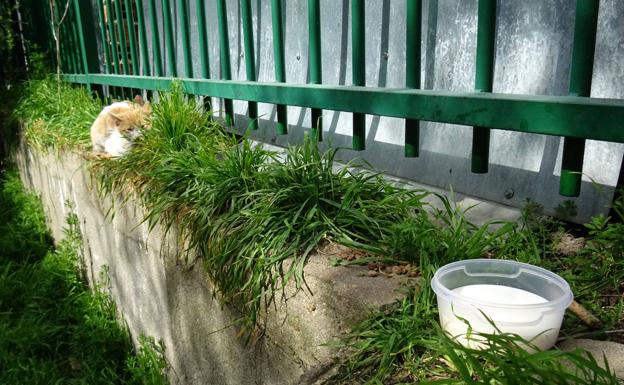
(14, 77, 100, 151)
(90, 84, 432, 330)
(0, 169, 168, 385)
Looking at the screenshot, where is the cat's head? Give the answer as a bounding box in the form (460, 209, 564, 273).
(107, 101, 151, 139)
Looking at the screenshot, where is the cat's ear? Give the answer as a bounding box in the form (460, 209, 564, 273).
(107, 111, 124, 127)
(134, 95, 145, 106)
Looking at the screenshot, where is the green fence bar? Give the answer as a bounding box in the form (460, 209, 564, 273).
(105, 0, 120, 75)
(124, 0, 139, 75)
(113, 0, 130, 75)
(177, 0, 193, 77)
(216, 0, 234, 125)
(471, 0, 496, 173)
(271, 0, 287, 134)
(196, 0, 212, 111)
(308, 0, 322, 141)
(97, 0, 113, 75)
(67, 7, 82, 73)
(351, 0, 365, 150)
(55, 3, 71, 73)
(148, 0, 163, 76)
(73, 0, 102, 94)
(71, 1, 87, 74)
(97, 0, 116, 100)
(560, 0, 599, 197)
(105, 0, 123, 98)
(405, 0, 421, 157)
(135, 0, 150, 76)
(161, 0, 176, 76)
(65, 74, 624, 144)
(241, 0, 258, 130)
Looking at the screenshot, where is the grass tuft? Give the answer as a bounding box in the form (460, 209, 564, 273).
(14, 77, 101, 151)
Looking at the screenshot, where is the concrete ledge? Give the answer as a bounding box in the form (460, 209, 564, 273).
(14, 143, 406, 385)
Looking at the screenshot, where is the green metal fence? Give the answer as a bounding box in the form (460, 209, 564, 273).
(26, 0, 624, 199)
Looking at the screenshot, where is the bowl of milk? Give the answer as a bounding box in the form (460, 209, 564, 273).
(431, 259, 573, 351)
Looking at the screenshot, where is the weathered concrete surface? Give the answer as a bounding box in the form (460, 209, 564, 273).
(15, 144, 406, 385)
(558, 338, 624, 379)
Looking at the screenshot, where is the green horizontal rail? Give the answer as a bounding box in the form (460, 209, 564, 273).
(64, 73, 624, 144)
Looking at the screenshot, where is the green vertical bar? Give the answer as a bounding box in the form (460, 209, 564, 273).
(114, 0, 130, 75)
(55, 4, 71, 73)
(67, 7, 82, 73)
(351, 0, 365, 150)
(97, 0, 116, 100)
(105, 0, 120, 74)
(98, 0, 114, 74)
(177, 0, 193, 77)
(161, 0, 177, 76)
(74, 0, 105, 98)
(196, 0, 210, 78)
(135, 0, 151, 76)
(308, 0, 322, 141)
(560, 0, 599, 197)
(241, 0, 258, 130)
(196, 0, 212, 111)
(72, 0, 91, 85)
(148, 0, 163, 76)
(405, 0, 422, 157)
(61, 15, 80, 73)
(124, 0, 140, 75)
(271, 0, 287, 135)
(471, 0, 496, 173)
(216, 0, 234, 125)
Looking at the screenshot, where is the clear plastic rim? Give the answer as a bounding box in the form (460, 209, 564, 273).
(431, 259, 574, 310)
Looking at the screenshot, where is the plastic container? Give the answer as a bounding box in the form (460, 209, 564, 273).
(431, 259, 573, 350)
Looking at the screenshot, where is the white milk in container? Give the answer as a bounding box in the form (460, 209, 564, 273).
(431, 259, 573, 350)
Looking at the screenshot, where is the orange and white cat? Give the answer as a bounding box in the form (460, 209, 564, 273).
(90, 96, 151, 157)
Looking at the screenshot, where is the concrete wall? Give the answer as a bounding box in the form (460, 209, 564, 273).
(15, 144, 406, 385)
(127, 0, 624, 223)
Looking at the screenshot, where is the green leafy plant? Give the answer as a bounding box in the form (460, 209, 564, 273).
(0, 169, 168, 385)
